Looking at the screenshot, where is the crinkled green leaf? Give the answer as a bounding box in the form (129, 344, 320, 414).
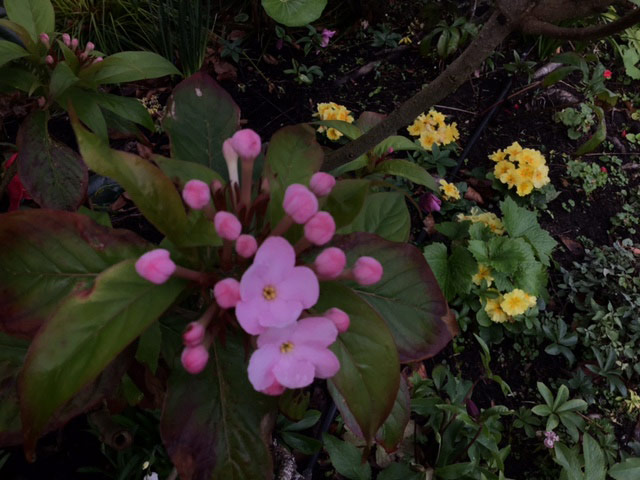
(339, 192, 410, 242)
(262, 0, 328, 27)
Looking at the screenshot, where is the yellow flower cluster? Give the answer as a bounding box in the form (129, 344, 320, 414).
(407, 109, 460, 151)
(315, 102, 355, 141)
(457, 208, 505, 235)
(439, 179, 460, 201)
(484, 289, 537, 323)
(472, 264, 493, 287)
(490, 142, 550, 196)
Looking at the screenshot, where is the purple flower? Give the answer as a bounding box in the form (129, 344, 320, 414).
(544, 431, 559, 449)
(320, 29, 336, 48)
(420, 193, 442, 213)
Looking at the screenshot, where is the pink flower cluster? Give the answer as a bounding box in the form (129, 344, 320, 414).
(543, 431, 559, 449)
(134, 130, 384, 394)
(42, 33, 102, 67)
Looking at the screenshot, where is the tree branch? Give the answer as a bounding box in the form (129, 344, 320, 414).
(522, 7, 640, 39)
(323, 7, 529, 169)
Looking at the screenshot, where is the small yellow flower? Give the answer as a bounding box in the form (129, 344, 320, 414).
(517, 165, 535, 182)
(315, 102, 354, 141)
(489, 150, 507, 163)
(326, 128, 342, 141)
(494, 160, 515, 178)
(500, 289, 536, 317)
(472, 264, 494, 286)
(399, 36, 412, 45)
(532, 165, 550, 188)
(407, 110, 458, 151)
(419, 130, 439, 150)
(516, 181, 534, 196)
(504, 141, 523, 157)
(485, 297, 508, 323)
(500, 169, 522, 188)
(439, 179, 460, 201)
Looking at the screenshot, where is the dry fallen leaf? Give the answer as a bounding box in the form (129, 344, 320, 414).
(464, 185, 484, 204)
(560, 235, 584, 256)
(423, 214, 436, 235)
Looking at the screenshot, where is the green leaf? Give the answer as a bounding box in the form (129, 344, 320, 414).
(0, 210, 148, 338)
(61, 87, 108, 139)
(622, 47, 640, 80)
(424, 243, 476, 302)
(609, 458, 640, 480)
(372, 136, 421, 157)
(322, 434, 372, 480)
(542, 65, 579, 87)
(537, 382, 555, 407)
(553, 443, 583, 480)
(93, 92, 154, 131)
(163, 72, 240, 178)
(313, 120, 362, 140)
(19, 260, 187, 451)
(160, 332, 275, 480)
(513, 262, 547, 298)
(324, 179, 369, 229)
(262, 0, 328, 27)
(17, 110, 88, 210)
(0, 66, 40, 92)
(583, 433, 605, 480)
(375, 377, 411, 452)
(49, 62, 79, 98)
(472, 237, 534, 274)
(339, 192, 410, 242)
(435, 221, 470, 241)
(0, 19, 36, 53)
(72, 116, 189, 244)
(0, 40, 29, 68)
(374, 159, 438, 191)
(136, 322, 161, 374)
(333, 233, 454, 362)
(5, 0, 54, 40)
(318, 282, 400, 444)
(153, 155, 224, 186)
(553, 385, 570, 410)
(576, 105, 606, 156)
(330, 155, 368, 176)
(82, 51, 180, 85)
(280, 431, 322, 455)
(435, 462, 475, 479)
(556, 399, 587, 413)
(377, 463, 422, 480)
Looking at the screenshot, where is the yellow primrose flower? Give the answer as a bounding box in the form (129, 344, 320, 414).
(485, 297, 509, 323)
(439, 179, 460, 201)
(517, 165, 535, 182)
(489, 150, 507, 163)
(399, 36, 412, 45)
(326, 128, 342, 141)
(500, 289, 536, 317)
(504, 141, 523, 157)
(472, 264, 494, 286)
(516, 181, 534, 197)
(419, 131, 439, 150)
(407, 110, 458, 151)
(315, 102, 355, 141)
(500, 169, 522, 188)
(532, 165, 550, 188)
(494, 160, 515, 178)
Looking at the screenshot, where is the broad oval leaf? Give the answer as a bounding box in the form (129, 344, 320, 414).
(72, 115, 189, 244)
(339, 192, 410, 242)
(163, 72, 240, 178)
(325, 179, 369, 229)
(374, 159, 437, 191)
(17, 111, 88, 210)
(262, 0, 327, 27)
(375, 377, 411, 452)
(19, 260, 187, 452)
(153, 155, 224, 186)
(82, 51, 181, 85)
(333, 233, 454, 362)
(161, 332, 275, 480)
(5, 0, 54, 40)
(0, 40, 29, 68)
(0, 210, 148, 338)
(609, 458, 640, 480)
(317, 282, 400, 444)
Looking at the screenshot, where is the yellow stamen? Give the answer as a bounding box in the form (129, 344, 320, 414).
(263, 285, 277, 300)
(280, 341, 294, 354)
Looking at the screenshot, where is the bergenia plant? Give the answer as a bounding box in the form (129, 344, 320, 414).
(0, 72, 455, 478)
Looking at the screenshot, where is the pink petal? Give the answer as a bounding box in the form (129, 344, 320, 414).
(239, 264, 268, 300)
(253, 237, 296, 280)
(273, 355, 315, 389)
(257, 324, 296, 348)
(235, 298, 267, 335)
(261, 298, 302, 328)
(292, 317, 338, 348)
(297, 345, 340, 378)
(248, 344, 280, 391)
(277, 266, 319, 308)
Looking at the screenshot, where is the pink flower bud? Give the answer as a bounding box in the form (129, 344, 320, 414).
(37, 97, 46, 108)
(214, 278, 241, 309)
(420, 193, 441, 213)
(236, 234, 258, 258)
(222, 139, 239, 186)
(353, 256, 383, 285)
(283, 184, 318, 224)
(214, 211, 242, 240)
(230, 129, 261, 160)
(135, 249, 176, 284)
(325, 308, 350, 333)
(603, 69, 612, 79)
(211, 179, 223, 192)
(39, 33, 50, 48)
(45, 55, 54, 65)
(79, 52, 88, 61)
(601, 166, 608, 173)
(85, 42, 95, 53)
(309, 172, 336, 197)
(62, 33, 71, 46)
(304, 212, 335, 246)
(182, 179, 211, 209)
(183, 322, 205, 347)
(71, 38, 79, 50)
(93, 57, 104, 64)
(315, 247, 346, 279)
(181, 345, 209, 374)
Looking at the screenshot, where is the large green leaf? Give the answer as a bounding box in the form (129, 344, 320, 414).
(322, 434, 371, 480)
(266, 124, 324, 225)
(262, 0, 327, 27)
(17, 111, 88, 210)
(372, 136, 421, 157)
(72, 116, 189, 244)
(583, 433, 606, 480)
(317, 282, 400, 444)
(375, 377, 410, 452)
(0, 40, 29, 68)
(19, 260, 187, 451)
(163, 72, 240, 178)
(339, 192, 410, 242)
(153, 155, 223, 187)
(5, 0, 54, 40)
(325, 179, 369, 229)
(333, 233, 454, 362)
(374, 159, 437, 191)
(609, 458, 640, 480)
(424, 242, 476, 302)
(81, 51, 180, 85)
(161, 332, 275, 480)
(49, 62, 79, 98)
(0, 210, 148, 338)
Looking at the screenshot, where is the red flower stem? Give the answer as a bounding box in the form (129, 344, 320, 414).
(174, 266, 216, 285)
(198, 302, 219, 329)
(271, 215, 294, 237)
(221, 239, 233, 270)
(240, 158, 254, 212)
(294, 237, 312, 256)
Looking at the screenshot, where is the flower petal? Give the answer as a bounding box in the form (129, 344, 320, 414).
(292, 317, 338, 348)
(257, 324, 296, 348)
(248, 344, 280, 391)
(297, 345, 340, 378)
(253, 236, 295, 281)
(260, 298, 302, 328)
(273, 355, 315, 389)
(278, 266, 319, 308)
(239, 264, 268, 300)
(235, 298, 267, 335)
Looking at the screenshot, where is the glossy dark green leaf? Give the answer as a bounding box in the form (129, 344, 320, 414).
(163, 73, 240, 178)
(375, 377, 411, 452)
(19, 260, 187, 452)
(0, 40, 29, 68)
(377, 462, 422, 480)
(374, 159, 437, 191)
(262, 0, 327, 27)
(17, 111, 88, 210)
(72, 116, 189, 244)
(317, 282, 399, 444)
(333, 233, 454, 362)
(82, 51, 180, 85)
(5, 0, 54, 40)
(339, 192, 409, 242)
(161, 332, 275, 480)
(609, 458, 640, 480)
(322, 434, 371, 480)
(325, 179, 369, 229)
(62, 87, 108, 139)
(0, 210, 148, 338)
(49, 62, 79, 98)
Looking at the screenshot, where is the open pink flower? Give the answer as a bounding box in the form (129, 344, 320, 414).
(320, 29, 336, 48)
(248, 316, 340, 393)
(235, 237, 319, 334)
(135, 249, 176, 284)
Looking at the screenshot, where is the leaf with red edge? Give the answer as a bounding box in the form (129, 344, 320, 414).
(163, 72, 240, 180)
(17, 111, 87, 211)
(161, 332, 275, 480)
(0, 210, 148, 338)
(333, 233, 454, 363)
